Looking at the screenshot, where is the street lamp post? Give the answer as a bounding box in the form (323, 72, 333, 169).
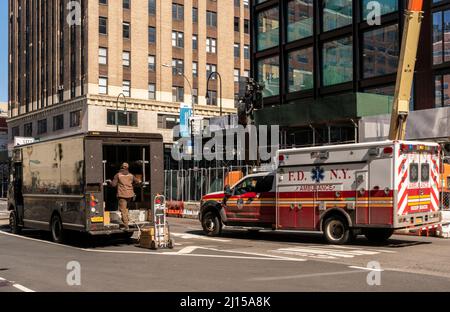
(116, 93, 128, 133)
(206, 71, 223, 116)
(162, 64, 196, 159)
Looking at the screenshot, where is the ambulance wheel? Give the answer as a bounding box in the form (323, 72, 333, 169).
(323, 216, 351, 245)
(364, 229, 394, 244)
(9, 211, 22, 235)
(202, 211, 222, 237)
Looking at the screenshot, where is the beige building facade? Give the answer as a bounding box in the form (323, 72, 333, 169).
(8, 0, 250, 145)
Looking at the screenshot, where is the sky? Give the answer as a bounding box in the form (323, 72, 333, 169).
(0, 1, 7, 103)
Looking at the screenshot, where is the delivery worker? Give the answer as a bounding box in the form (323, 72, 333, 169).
(108, 163, 140, 230)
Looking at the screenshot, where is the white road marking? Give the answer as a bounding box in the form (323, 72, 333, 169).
(0, 276, 35, 292)
(0, 230, 82, 250)
(250, 270, 365, 281)
(348, 265, 384, 272)
(272, 246, 382, 260)
(171, 232, 231, 242)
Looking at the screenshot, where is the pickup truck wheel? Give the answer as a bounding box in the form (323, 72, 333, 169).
(9, 211, 22, 235)
(365, 229, 394, 244)
(323, 216, 351, 245)
(51, 215, 65, 244)
(202, 211, 222, 237)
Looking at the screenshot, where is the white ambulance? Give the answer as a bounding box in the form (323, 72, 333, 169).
(199, 141, 442, 244)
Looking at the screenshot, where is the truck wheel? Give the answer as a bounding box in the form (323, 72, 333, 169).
(323, 216, 351, 245)
(365, 229, 394, 244)
(201, 211, 222, 237)
(9, 211, 22, 235)
(51, 215, 65, 244)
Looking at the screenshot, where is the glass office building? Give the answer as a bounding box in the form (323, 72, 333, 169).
(252, 0, 450, 147)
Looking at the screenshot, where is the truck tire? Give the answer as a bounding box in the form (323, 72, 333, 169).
(201, 211, 222, 237)
(323, 216, 351, 245)
(364, 229, 394, 244)
(51, 215, 65, 244)
(9, 211, 22, 235)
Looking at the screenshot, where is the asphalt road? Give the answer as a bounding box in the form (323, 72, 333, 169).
(1, 217, 450, 292)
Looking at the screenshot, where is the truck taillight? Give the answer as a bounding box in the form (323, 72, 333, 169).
(383, 147, 393, 155)
(90, 194, 98, 208)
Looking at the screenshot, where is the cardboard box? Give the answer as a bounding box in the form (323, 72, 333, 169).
(441, 210, 450, 223)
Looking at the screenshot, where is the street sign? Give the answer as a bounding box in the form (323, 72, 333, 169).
(179, 102, 192, 138)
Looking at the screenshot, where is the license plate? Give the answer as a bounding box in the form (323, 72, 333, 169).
(91, 217, 104, 223)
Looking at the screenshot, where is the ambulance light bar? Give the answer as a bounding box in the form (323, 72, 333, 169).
(400, 144, 438, 153)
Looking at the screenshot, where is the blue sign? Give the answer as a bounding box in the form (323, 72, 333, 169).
(311, 166, 325, 183)
(180, 103, 193, 138)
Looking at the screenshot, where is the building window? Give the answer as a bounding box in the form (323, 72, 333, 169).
(322, 36, 353, 86)
(149, 0, 156, 15)
(244, 19, 250, 34)
(234, 17, 240, 32)
(193, 7, 198, 23)
(123, 80, 131, 97)
(257, 56, 280, 97)
(148, 55, 156, 71)
(433, 10, 450, 65)
(37, 119, 47, 135)
(192, 62, 198, 77)
(244, 45, 250, 59)
(172, 3, 184, 21)
(24, 123, 33, 137)
(363, 24, 399, 79)
(435, 74, 450, 107)
(172, 31, 184, 48)
(207, 90, 217, 106)
(234, 43, 240, 58)
(157, 114, 180, 129)
(192, 35, 198, 50)
(362, 0, 398, 20)
(148, 83, 156, 100)
(99, 17, 108, 35)
(234, 69, 240, 82)
(122, 51, 130, 67)
(257, 7, 279, 51)
(149, 27, 156, 43)
(192, 88, 198, 104)
(99, 77, 108, 94)
(172, 59, 184, 75)
(206, 37, 217, 53)
(287, 0, 313, 42)
(206, 11, 217, 27)
(99, 47, 107, 65)
(288, 47, 314, 93)
(123, 22, 130, 39)
(123, 0, 130, 9)
(172, 86, 184, 102)
(70, 110, 81, 128)
(11, 127, 19, 140)
(53, 115, 64, 131)
(206, 64, 217, 79)
(243, 70, 250, 78)
(107, 110, 138, 127)
(323, 0, 352, 32)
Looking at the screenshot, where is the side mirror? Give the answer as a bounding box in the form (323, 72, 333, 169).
(224, 185, 232, 197)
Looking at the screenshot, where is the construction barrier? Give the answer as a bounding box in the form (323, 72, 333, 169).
(166, 201, 184, 218)
(182, 202, 201, 219)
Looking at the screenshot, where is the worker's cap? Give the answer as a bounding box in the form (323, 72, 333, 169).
(121, 162, 129, 169)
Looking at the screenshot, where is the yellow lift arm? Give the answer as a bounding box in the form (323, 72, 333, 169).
(389, 0, 424, 141)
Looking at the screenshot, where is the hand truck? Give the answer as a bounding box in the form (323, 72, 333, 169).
(144, 195, 174, 250)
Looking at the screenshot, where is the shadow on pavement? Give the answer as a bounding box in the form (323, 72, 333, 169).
(185, 229, 432, 249)
(0, 224, 137, 249)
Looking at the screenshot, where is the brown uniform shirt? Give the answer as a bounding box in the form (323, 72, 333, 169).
(110, 169, 139, 199)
